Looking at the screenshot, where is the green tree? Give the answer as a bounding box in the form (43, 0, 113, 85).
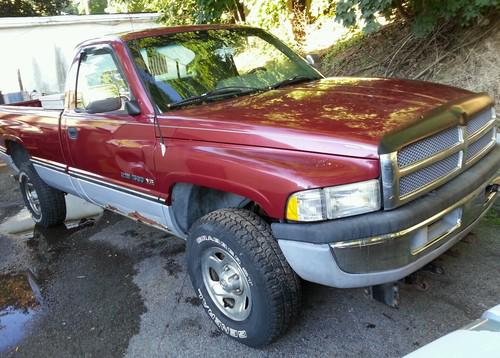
(110, 0, 243, 24)
(111, 0, 335, 45)
(73, 0, 108, 14)
(88, 0, 107, 13)
(0, 0, 70, 16)
(195, 0, 245, 23)
(335, 0, 500, 37)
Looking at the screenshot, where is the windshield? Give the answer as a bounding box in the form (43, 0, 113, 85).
(127, 27, 322, 112)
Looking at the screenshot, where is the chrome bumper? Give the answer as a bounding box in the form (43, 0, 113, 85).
(278, 174, 499, 288)
(330, 175, 499, 274)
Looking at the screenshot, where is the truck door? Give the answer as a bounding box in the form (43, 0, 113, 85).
(61, 44, 169, 230)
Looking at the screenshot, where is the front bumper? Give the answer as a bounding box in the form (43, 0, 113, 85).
(272, 145, 500, 288)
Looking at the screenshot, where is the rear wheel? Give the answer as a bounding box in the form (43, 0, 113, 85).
(19, 163, 66, 227)
(187, 208, 301, 347)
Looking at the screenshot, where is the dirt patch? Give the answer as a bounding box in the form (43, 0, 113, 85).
(121, 230, 139, 238)
(0, 274, 38, 311)
(163, 258, 183, 277)
(159, 240, 185, 257)
(184, 296, 202, 306)
(209, 329, 223, 338)
(484, 207, 500, 226)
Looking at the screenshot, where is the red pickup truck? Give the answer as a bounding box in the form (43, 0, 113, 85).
(0, 25, 499, 347)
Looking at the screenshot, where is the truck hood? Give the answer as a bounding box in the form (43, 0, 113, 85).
(158, 77, 472, 159)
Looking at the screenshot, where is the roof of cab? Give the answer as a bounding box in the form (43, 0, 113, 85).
(118, 24, 253, 41)
(76, 24, 255, 49)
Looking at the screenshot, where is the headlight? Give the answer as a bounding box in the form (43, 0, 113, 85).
(286, 179, 381, 222)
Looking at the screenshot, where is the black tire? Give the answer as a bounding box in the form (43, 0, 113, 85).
(187, 208, 301, 347)
(18, 163, 66, 228)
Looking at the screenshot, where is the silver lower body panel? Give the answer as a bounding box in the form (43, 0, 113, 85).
(278, 175, 498, 288)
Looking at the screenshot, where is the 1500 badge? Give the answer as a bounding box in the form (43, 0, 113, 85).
(121, 172, 155, 186)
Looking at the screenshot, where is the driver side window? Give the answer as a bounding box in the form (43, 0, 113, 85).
(76, 48, 130, 113)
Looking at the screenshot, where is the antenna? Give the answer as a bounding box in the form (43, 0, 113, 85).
(153, 100, 166, 157)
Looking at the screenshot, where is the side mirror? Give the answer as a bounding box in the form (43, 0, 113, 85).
(85, 84, 122, 114)
(86, 97, 122, 114)
(305, 54, 321, 68)
(125, 100, 141, 116)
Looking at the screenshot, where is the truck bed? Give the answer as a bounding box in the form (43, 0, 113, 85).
(0, 103, 64, 164)
(2, 99, 43, 108)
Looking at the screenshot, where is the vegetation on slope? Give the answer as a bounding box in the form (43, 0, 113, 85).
(320, 14, 500, 112)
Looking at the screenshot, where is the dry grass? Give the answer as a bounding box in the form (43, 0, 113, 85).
(320, 15, 500, 112)
(434, 26, 500, 112)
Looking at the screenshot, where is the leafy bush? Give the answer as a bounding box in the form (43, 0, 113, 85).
(335, 0, 500, 37)
(0, 0, 69, 16)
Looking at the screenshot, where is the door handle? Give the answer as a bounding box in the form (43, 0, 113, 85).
(67, 127, 78, 140)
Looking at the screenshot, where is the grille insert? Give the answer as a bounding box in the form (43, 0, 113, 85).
(397, 127, 460, 168)
(381, 105, 496, 210)
(466, 109, 492, 137)
(467, 128, 495, 162)
(399, 152, 462, 197)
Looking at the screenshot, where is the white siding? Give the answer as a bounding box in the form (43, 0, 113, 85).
(0, 13, 160, 97)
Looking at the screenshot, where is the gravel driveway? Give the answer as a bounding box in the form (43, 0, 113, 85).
(1, 163, 499, 357)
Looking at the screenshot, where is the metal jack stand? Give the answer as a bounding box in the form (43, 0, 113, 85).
(366, 282, 400, 308)
(366, 260, 446, 308)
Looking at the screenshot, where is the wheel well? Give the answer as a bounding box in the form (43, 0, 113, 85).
(6, 141, 30, 168)
(171, 183, 252, 234)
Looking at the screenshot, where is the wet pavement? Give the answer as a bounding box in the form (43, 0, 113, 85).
(0, 273, 39, 351)
(0, 163, 499, 357)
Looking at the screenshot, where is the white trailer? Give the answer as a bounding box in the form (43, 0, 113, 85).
(0, 13, 160, 102)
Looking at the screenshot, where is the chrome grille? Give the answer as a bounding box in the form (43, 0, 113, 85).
(381, 106, 496, 209)
(467, 108, 492, 136)
(466, 128, 495, 162)
(397, 127, 460, 168)
(399, 152, 461, 196)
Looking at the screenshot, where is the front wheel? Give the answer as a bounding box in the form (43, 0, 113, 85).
(19, 163, 66, 227)
(187, 209, 301, 347)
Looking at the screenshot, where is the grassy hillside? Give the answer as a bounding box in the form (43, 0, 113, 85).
(319, 16, 500, 112)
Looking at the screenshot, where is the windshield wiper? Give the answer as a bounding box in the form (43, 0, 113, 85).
(168, 86, 259, 110)
(269, 75, 315, 90)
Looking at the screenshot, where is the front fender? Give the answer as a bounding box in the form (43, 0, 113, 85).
(155, 140, 380, 219)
